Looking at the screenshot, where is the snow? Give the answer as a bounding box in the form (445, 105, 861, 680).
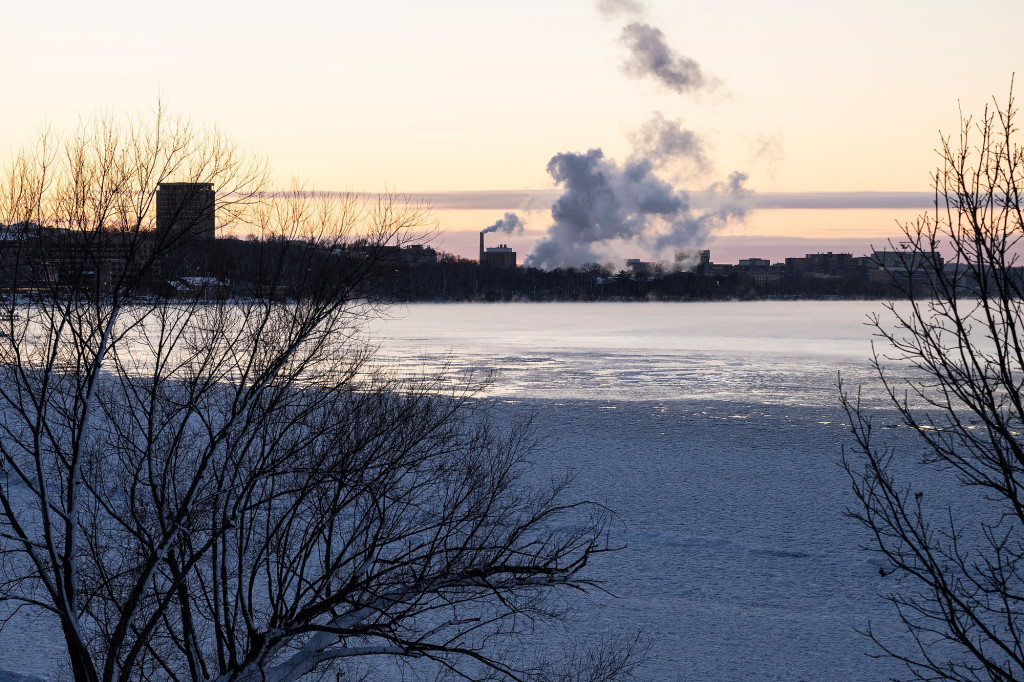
(0, 672, 45, 682)
(515, 397, 907, 680)
(0, 301, 915, 680)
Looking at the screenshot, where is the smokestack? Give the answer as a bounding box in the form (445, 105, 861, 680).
(480, 231, 485, 264)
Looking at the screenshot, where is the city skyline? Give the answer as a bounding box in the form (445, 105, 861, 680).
(3, 0, 1021, 263)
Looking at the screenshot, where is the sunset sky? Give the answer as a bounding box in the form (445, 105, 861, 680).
(3, 0, 1021, 264)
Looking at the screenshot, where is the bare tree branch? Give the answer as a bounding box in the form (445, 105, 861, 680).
(0, 108, 642, 682)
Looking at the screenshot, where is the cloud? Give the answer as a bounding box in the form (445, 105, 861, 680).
(277, 190, 934, 212)
(746, 191, 933, 210)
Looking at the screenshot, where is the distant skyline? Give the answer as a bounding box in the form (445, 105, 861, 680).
(3, 0, 1021, 263)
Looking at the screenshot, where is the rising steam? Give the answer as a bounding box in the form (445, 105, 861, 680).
(523, 145, 749, 270)
(482, 212, 525, 235)
(628, 111, 709, 175)
(595, 0, 646, 19)
(595, 0, 715, 95)
(620, 23, 709, 95)
(517, 3, 753, 269)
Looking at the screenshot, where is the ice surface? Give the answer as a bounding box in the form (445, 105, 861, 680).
(0, 672, 45, 682)
(370, 300, 897, 406)
(513, 397, 908, 680)
(1, 301, 914, 680)
(373, 302, 912, 679)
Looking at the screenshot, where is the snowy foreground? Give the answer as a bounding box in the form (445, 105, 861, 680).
(0, 672, 44, 682)
(2, 301, 915, 680)
(517, 397, 906, 680)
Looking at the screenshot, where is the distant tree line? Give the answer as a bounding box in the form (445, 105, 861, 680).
(364, 254, 903, 302)
(5, 222, 1017, 303)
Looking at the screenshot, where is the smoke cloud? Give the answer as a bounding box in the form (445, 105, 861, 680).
(628, 111, 709, 175)
(515, 2, 749, 269)
(594, 0, 646, 20)
(523, 148, 749, 270)
(482, 212, 525, 235)
(594, 0, 715, 95)
(619, 23, 710, 95)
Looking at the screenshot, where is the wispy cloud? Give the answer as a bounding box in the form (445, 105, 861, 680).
(394, 190, 934, 211)
(747, 192, 934, 210)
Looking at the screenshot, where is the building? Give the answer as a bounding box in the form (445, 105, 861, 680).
(156, 182, 216, 241)
(676, 249, 712, 275)
(867, 250, 945, 288)
(785, 252, 859, 278)
(737, 257, 771, 270)
(869, 250, 944, 271)
(735, 257, 782, 286)
(403, 244, 438, 264)
(479, 231, 517, 268)
(482, 244, 517, 269)
(625, 258, 646, 276)
(171, 276, 230, 299)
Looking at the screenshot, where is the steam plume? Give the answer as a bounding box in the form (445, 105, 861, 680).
(523, 149, 748, 270)
(595, 0, 646, 19)
(628, 111, 709, 174)
(516, 3, 748, 269)
(594, 0, 715, 95)
(619, 23, 709, 94)
(482, 212, 525, 235)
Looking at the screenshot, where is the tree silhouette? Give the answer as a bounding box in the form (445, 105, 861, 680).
(0, 109, 641, 682)
(843, 80, 1024, 680)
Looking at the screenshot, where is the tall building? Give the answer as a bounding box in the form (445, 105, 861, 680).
(156, 182, 215, 241)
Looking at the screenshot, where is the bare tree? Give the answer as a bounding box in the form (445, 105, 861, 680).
(842, 80, 1024, 680)
(0, 111, 638, 682)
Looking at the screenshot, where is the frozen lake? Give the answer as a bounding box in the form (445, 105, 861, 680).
(3, 300, 913, 680)
(371, 301, 909, 680)
(370, 300, 892, 405)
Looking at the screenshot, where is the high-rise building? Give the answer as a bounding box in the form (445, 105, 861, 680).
(156, 182, 215, 241)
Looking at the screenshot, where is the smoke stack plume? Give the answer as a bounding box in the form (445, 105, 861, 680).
(593, 0, 716, 95)
(628, 111, 709, 175)
(523, 125, 749, 271)
(482, 212, 525, 235)
(620, 23, 710, 94)
(481, 213, 524, 263)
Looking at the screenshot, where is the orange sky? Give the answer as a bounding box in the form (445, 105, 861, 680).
(1, 0, 1020, 265)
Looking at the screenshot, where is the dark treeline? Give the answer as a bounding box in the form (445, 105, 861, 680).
(116, 237, 928, 302)
(362, 254, 894, 302)
(0, 225, 948, 302)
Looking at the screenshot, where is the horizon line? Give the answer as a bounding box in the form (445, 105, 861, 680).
(354, 190, 937, 211)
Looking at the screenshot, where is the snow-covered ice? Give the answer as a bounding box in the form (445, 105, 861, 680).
(1, 301, 915, 680)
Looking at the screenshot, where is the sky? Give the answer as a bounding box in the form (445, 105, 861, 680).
(2, 0, 1021, 265)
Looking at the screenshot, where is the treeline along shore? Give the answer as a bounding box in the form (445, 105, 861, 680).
(0, 222, 988, 302)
